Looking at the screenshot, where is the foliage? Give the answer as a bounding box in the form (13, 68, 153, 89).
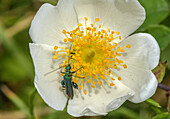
(0, 0, 170, 119)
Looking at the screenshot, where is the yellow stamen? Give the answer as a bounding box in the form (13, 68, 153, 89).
(118, 77, 121, 80)
(110, 83, 114, 86)
(95, 18, 100, 22)
(64, 38, 67, 42)
(78, 23, 82, 26)
(123, 64, 127, 69)
(84, 17, 88, 21)
(79, 85, 82, 90)
(98, 81, 102, 86)
(54, 46, 58, 50)
(116, 31, 120, 35)
(83, 90, 87, 95)
(53, 17, 131, 94)
(87, 79, 90, 83)
(126, 44, 131, 48)
(53, 55, 57, 59)
(91, 85, 95, 88)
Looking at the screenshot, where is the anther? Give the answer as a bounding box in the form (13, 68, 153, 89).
(62, 30, 67, 34)
(59, 64, 62, 68)
(119, 36, 121, 40)
(123, 64, 127, 68)
(114, 65, 117, 69)
(53, 55, 57, 59)
(110, 83, 114, 86)
(111, 31, 114, 34)
(87, 80, 90, 83)
(64, 38, 67, 42)
(95, 18, 100, 22)
(126, 44, 131, 48)
(78, 23, 82, 26)
(54, 46, 58, 50)
(116, 31, 120, 35)
(79, 85, 82, 90)
(121, 49, 125, 52)
(83, 90, 87, 95)
(84, 17, 88, 21)
(117, 47, 121, 52)
(91, 85, 95, 88)
(98, 81, 102, 86)
(118, 77, 121, 80)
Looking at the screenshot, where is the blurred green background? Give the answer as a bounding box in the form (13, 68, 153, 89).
(0, 0, 170, 119)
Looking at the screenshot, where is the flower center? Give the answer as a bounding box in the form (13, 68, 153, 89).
(87, 49, 95, 58)
(53, 17, 131, 95)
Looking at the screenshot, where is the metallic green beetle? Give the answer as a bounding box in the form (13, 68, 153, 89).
(45, 51, 83, 99)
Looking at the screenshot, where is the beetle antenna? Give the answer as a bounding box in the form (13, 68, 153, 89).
(68, 48, 70, 65)
(44, 66, 65, 76)
(68, 45, 72, 64)
(71, 66, 84, 74)
(71, 75, 85, 79)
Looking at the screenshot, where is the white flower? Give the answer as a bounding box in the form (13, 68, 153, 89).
(29, 0, 160, 117)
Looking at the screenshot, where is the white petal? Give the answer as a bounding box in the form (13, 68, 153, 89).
(67, 80, 134, 117)
(114, 66, 157, 103)
(115, 33, 160, 103)
(29, 2, 77, 46)
(57, 0, 78, 30)
(74, 0, 145, 41)
(29, 43, 67, 110)
(119, 33, 160, 70)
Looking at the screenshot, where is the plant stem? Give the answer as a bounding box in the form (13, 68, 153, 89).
(158, 83, 170, 113)
(158, 83, 170, 91)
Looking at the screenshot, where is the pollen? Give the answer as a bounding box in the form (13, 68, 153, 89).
(64, 38, 67, 42)
(53, 17, 131, 94)
(78, 23, 82, 26)
(126, 44, 131, 48)
(91, 85, 95, 88)
(79, 85, 82, 90)
(110, 83, 114, 86)
(123, 64, 127, 69)
(98, 81, 102, 86)
(116, 31, 120, 35)
(54, 46, 58, 50)
(84, 17, 88, 21)
(95, 18, 100, 22)
(87, 79, 90, 83)
(53, 55, 57, 59)
(83, 90, 87, 95)
(118, 77, 121, 80)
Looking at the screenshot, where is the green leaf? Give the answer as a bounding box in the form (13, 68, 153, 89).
(0, 23, 34, 80)
(0, 85, 30, 117)
(152, 112, 170, 119)
(137, 0, 169, 31)
(146, 25, 170, 51)
(152, 61, 167, 83)
(0, 56, 28, 81)
(105, 107, 140, 119)
(145, 98, 161, 108)
(39, 0, 58, 5)
(161, 45, 170, 69)
(151, 107, 162, 114)
(29, 88, 36, 119)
